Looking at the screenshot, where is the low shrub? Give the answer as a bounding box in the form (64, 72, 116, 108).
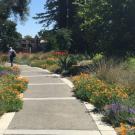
(0, 55, 8, 64)
(0, 90, 23, 112)
(46, 64, 60, 73)
(125, 57, 135, 70)
(73, 73, 128, 109)
(92, 53, 104, 63)
(73, 73, 135, 127)
(58, 55, 78, 74)
(104, 94, 135, 126)
(0, 66, 28, 116)
(12, 77, 29, 93)
(127, 129, 135, 135)
(87, 58, 135, 94)
(31, 60, 47, 67)
(0, 66, 20, 76)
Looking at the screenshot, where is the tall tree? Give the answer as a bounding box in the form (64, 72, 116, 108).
(0, 0, 30, 51)
(34, 0, 76, 29)
(0, 0, 31, 20)
(76, 0, 135, 56)
(35, 0, 87, 53)
(0, 20, 22, 51)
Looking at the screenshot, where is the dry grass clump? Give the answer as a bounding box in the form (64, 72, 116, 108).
(88, 58, 135, 94)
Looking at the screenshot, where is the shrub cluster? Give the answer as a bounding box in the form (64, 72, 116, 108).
(0, 54, 8, 64)
(0, 66, 20, 76)
(72, 73, 135, 127)
(16, 52, 87, 75)
(0, 66, 28, 116)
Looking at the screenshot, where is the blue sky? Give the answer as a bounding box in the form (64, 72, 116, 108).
(16, 0, 45, 38)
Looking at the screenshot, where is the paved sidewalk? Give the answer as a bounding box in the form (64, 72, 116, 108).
(1, 65, 116, 135)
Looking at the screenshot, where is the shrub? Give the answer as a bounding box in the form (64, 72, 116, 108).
(31, 60, 46, 67)
(12, 77, 29, 93)
(0, 66, 28, 116)
(55, 28, 72, 50)
(104, 94, 135, 126)
(58, 55, 77, 74)
(92, 53, 104, 63)
(127, 129, 135, 135)
(0, 90, 23, 112)
(0, 66, 20, 76)
(46, 64, 60, 73)
(87, 58, 135, 94)
(72, 74, 92, 101)
(0, 55, 8, 64)
(125, 57, 135, 70)
(73, 73, 128, 109)
(0, 102, 5, 116)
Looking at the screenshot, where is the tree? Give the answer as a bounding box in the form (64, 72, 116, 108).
(35, 0, 87, 53)
(0, 20, 22, 51)
(0, 0, 30, 52)
(24, 35, 33, 40)
(76, 0, 135, 56)
(0, 0, 31, 21)
(34, 0, 77, 29)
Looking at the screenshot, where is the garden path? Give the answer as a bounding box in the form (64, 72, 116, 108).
(1, 65, 116, 135)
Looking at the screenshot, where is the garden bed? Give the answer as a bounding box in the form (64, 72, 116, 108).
(0, 65, 28, 116)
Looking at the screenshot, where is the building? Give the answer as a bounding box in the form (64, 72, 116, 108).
(20, 36, 40, 52)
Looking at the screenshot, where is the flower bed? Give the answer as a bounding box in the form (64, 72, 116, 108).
(0, 66, 28, 116)
(72, 73, 135, 130)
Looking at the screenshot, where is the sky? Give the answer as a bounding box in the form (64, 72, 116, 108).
(16, 0, 45, 38)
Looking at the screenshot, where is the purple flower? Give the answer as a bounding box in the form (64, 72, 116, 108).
(104, 104, 121, 113)
(128, 118, 135, 123)
(104, 104, 135, 114)
(128, 108, 135, 114)
(0, 70, 12, 76)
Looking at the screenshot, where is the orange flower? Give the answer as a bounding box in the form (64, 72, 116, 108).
(120, 123, 127, 135)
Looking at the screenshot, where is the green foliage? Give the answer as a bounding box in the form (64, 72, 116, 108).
(76, 0, 135, 56)
(56, 28, 72, 50)
(0, 20, 22, 52)
(38, 28, 72, 51)
(58, 55, 77, 74)
(125, 57, 135, 70)
(0, 66, 28, 116)
(0, 90, 23, 113)
(87, 58, 135, 94)
(0, 55, 8, 64)
(46, 64, 60, 73)
(73, 73, 128, 109)
(34, 0, 76, 29)
(92, 53, 104, 63)
(104, 94, 135, 126)
(127, 130, 135, 135)
(31, 60, 47, 67)
(0, 0, 30, 20)
(73, 75, 91, 101)
(0, 0, 30, 52)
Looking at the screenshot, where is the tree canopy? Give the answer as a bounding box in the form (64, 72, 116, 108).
(0, 0, 31, 52)
(0, 0, 31, 21)
(34, 0, 135, 56)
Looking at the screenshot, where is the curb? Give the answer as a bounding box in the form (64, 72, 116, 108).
(0, 112, 15, 135)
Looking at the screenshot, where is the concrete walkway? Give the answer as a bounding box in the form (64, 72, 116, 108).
(0, 65, 117, 135)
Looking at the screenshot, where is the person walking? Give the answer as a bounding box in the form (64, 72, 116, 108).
(8, 47, 16, 67)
